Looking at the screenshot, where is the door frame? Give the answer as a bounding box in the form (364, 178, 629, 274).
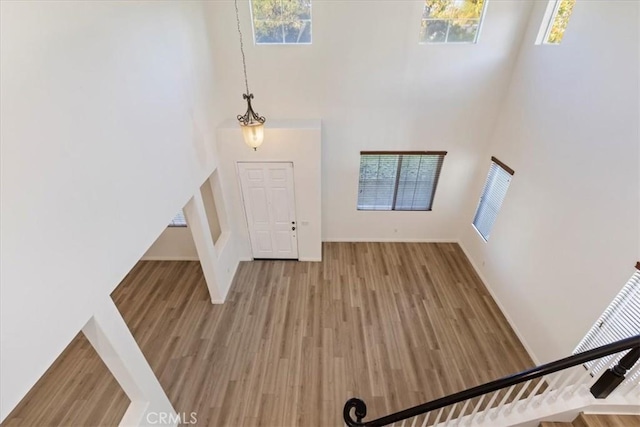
(236, 161, 299, 261)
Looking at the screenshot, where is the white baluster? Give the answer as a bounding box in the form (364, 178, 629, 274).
(432, 407, 445, 427)
(400, 419, 407, 427)
(478, 390, 499, 422)
(492, 385, 516, 419)
(554, 367, 584, 397)
(544, 372, 566, 402)
(420, 412, 430, 427)
(456, 399, 471, 426)
(444, 403, 458, 425)
(569, 369, 593, 395)
(468, 394, 486, 425)
(410, 414, 419, 427)
(521, 377, 546, 409)
(507, 380, 532, 413)
(567, 367, 594, 395)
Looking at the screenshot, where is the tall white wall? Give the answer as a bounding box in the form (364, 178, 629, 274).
(3, 1, 637, 420)
(206, 0, 534, 242)
(0, 1, 231, 420)
(459, 0, 639, 363)
(217, 120, 323, 262)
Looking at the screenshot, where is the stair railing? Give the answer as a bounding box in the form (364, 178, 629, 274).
(343, 335, 640, 427)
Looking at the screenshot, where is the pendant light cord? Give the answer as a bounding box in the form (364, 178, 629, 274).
(235, 0, 250, 96)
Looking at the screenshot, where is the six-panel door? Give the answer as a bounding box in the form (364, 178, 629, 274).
(237, 162, 298, 259)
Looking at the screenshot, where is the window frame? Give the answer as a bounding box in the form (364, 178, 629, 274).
(250, 0, 313, 45)
(419, 0, 489, 45)
(536, 0, 575, 45)
(472, 156, 514, 241)
(357, 151, 447, 212)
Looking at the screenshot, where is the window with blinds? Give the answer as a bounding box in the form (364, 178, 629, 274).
(573, 265, 640, 380)
(168, 211, 187, 227)
(357, 152, 446, 211)
(472, 157, 514, 241)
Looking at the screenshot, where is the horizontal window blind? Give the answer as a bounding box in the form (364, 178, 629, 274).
(473, 157, 513, 240)
(169, 211, 187, 227)
(357, 152, 446, 211)
(573, 268, 640, 381)
(358, 154, 398, 210)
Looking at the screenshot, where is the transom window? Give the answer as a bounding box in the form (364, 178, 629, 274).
(250, 0, 312, 44)
(472, 157, 513, 241)
(168, 211, 187, 227)
(419, 0, 487, 44)
(537, 0, 576, 45)
(357, 151, 447, 211)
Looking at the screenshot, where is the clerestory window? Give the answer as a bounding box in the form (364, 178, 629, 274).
(251, 0, 312, 44)
(537, 0, 576, 45)
(419, 0, 487, 44)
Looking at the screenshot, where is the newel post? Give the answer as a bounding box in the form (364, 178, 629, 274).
(590, 346, 640, 398)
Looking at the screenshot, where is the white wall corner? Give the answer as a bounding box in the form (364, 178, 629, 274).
(82, 298, 176, 427)
(184, 194, 223, 303)
(456, 239, 541, 366)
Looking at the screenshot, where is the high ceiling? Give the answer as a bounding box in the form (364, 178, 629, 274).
(206, 0, 536, 238)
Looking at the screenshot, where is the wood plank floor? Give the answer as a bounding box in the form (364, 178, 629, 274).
(541, 413, 640, 427)
(3, 242, 534, 426)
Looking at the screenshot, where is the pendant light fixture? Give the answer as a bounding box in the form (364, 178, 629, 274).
(235, 0, 266, 150)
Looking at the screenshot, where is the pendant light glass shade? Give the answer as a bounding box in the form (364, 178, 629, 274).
(237, 93, 266, 151)
(241, 122, 265, 150)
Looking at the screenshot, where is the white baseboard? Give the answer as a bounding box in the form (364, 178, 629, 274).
(141, 256, 199, 261)
(322, 238, 458, 243)
(457, 240, 541, 366)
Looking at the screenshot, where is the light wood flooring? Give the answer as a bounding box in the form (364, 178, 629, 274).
(541, 413, 640, 427)
(3, 242, 534, 426)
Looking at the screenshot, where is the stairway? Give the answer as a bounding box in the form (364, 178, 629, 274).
(540, 413, 640, 427)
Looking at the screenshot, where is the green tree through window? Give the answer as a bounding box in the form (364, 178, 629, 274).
(251, 0, 312, 44)
(420, 0, 486, 44)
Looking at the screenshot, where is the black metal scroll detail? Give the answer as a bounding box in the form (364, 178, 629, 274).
(237, 93, 266, 126)
(343, 398, 368, 427)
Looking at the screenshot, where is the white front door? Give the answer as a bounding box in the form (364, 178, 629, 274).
(238, 162, 298, 259)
